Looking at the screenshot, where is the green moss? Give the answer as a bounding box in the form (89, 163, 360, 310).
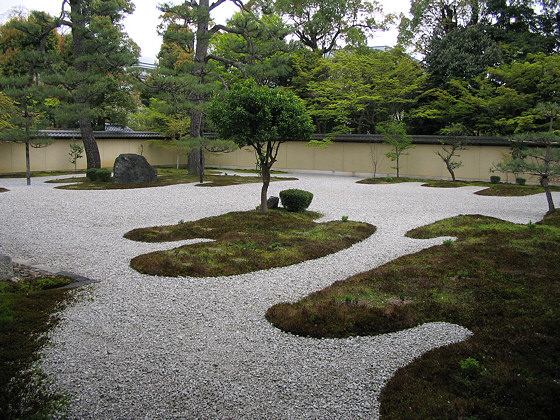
(266, 210, 560, 418)
(357, 177, 560, 197)
(0, 276, 75, 418)
(125, 210, 376, 277)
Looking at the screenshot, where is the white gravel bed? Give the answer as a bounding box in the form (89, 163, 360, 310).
(1, 173, 557, 419)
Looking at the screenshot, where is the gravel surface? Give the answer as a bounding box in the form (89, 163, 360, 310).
(1, 173, 556, 419)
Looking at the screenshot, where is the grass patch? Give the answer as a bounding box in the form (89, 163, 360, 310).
(0, 170, 83, 178)
(47, 168, 296, 190)
(0, 188, 8, 193)
(266, 211, 560, 418)
(0, 276, 75, 418)
(357, 177, 560, 196)
(125, 210, 376, 277)
(208, 167, 287, 175)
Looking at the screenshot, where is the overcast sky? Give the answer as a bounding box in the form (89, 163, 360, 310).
(0, 0, 411, 61)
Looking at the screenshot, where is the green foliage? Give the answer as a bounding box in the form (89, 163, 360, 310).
(459, 357, 482, 379)
(125, 210, 375, 277)
(443, 239, 455, 248)
(279, 189, 314, 212)
(290, 48, 426, 134)
(266, 212, 560, 418)
(425, 25, 502, 83)
(490, 175, 501, 184)
(210, 12, 296, 87)
(68, 139, 83, 171)
(516, 177, 526, 185)
(495, 132, 560, 211)
(208, 80, 313, 211)
(274, 0, 390, 54)
(379, 120, 414, 178)
(86, 168, 98, 181)
(96, 168, 111, 182)
(436, 123, 469, 181)
(0, 275, 72, 417)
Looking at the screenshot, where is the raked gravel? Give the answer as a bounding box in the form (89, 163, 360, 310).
(1, 173, 557, 419)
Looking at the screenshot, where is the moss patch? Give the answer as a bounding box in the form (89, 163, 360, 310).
(48, 168, 296, 190)
(357, 177, 560, 196)
(125, 210, 376, 277)
(0, 188, 8, 193)
(266, 211, 560, 418)
(0, 276, 75, 418)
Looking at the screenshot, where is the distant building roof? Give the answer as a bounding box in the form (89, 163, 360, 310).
(39, 129, 162, 139)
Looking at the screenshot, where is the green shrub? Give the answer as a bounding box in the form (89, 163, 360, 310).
(279, 189, 314, 212)
(490, 175, 501, 184)
(96, 168, 112, 182)
(459, 357, 483, 379)
(516, 177, 526, 186)
(86, 168, 98, 181)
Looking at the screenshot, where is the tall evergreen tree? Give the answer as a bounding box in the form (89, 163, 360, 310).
(0, 11, 58, 185)
(53, 0, 139, 169)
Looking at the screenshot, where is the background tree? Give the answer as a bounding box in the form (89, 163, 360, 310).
(68, 138, 83, 171)
(0, 92, 13, 130)
(155, 0, 262, 178)
(495, 132, 560, 212)
(275, 0, 390, 55)
(208, 81, 314, 211)
(0, 11, 58, 185)
(290, 48, 425, 134)
(436, 123, 470, 181)
(379, 120, 414, 178)
(424, 25, 502, 83)
(210, 10, 297, 87)
(52, 0, 139, 169)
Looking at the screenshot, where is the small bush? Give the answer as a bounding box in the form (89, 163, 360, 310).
(459, 357, 483, 379)
(516, 177, 526, 186)
(490, 175, 501, 184)
(443, 239, 455, 248)
(86, 168, 98, 181)
(279, 189, 314, 212)
(96, 168, 112, 182)
(384, 176, 393, 182)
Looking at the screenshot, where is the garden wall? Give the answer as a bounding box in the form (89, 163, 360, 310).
(0, 132, 551, 184)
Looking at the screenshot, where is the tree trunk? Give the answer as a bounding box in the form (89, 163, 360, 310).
(187, 0, 211, 180)
(79, 117, 101, 169)
(70, 0, 101, 170)
(260, 164, 271, 212)
(25, 141, 31, 186)
(446, 161, 456, 181)
(540, 176, 556, 213)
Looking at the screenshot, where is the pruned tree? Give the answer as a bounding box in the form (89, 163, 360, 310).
(495, 132, 560, 213)
(68, 138, 84, 171)
(436, 123, 469, 181)
(379, 120, 414, 178)
(153, 0, 267, 179)
(52, 0, 139, 169)
(0, 11, 57, 185)
(208, 80, 314, 211)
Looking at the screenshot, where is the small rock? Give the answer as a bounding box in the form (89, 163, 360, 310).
(0, 254, 14, 281)
(267, 196, 279, 209)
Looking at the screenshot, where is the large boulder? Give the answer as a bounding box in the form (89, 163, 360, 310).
(113, 154, 157, 184)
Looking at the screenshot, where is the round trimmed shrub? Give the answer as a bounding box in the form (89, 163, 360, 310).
(86, 168, 99, 181)
(97, 168, 112, 182)
(490, 175, 501, 184)
(516, 177, 526, 186)
(279, 189, 313, 212)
